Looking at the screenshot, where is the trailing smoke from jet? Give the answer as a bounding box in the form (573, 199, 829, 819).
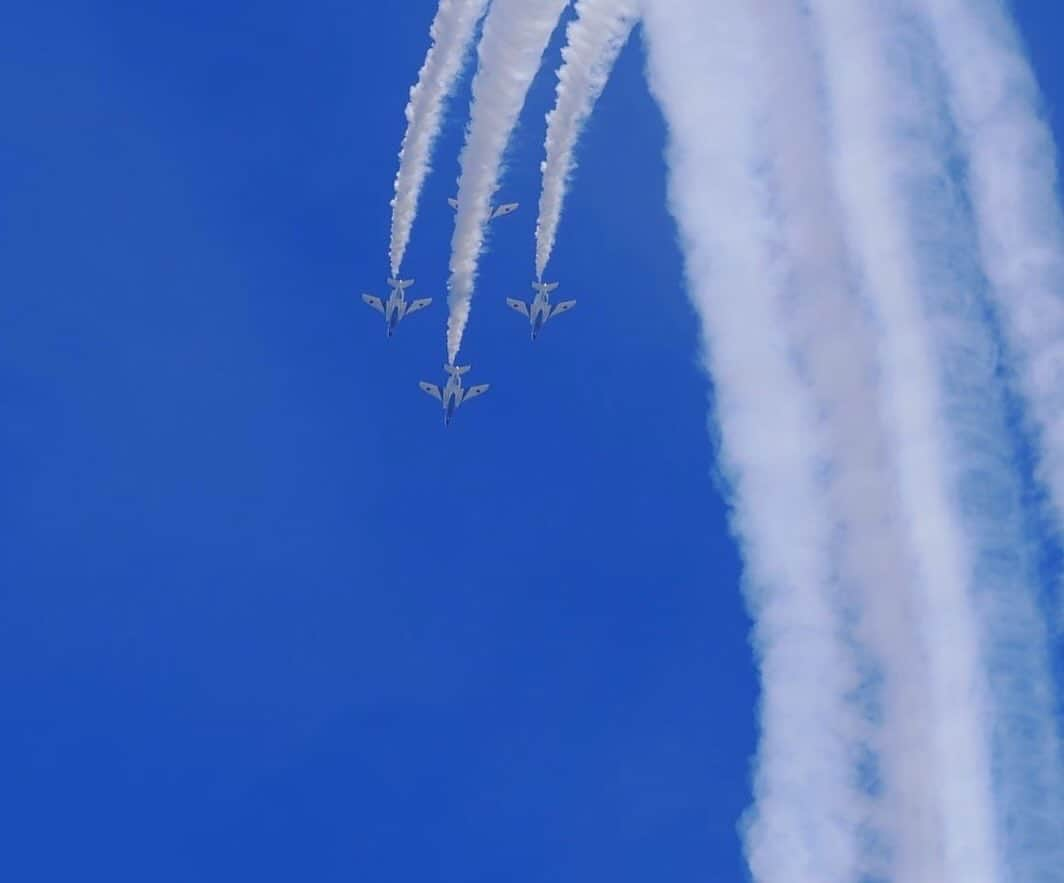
(643, 0, 1064, 879)
(535, 0, 638, 281)
(641, 5, 864, 879)
(389, 0, 491, 279)
(920, 0, 1064, 598)
(446, 0, 570, 364)
(804, 0, 1003, 878)
(917, 2, 1064, 877)
(388, 1, 1064, 877)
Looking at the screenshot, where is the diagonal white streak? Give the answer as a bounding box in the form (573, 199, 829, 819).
(446, 0, 569, 363)
(914, 1, 1064, 879)
(805, 0, 1007, 878)
(745, 1, 949, 879)
(641, 3, 861, 881)
(534, 0, 638, 280)
(916, 0, 1064, 557)
(389, 0, 492, 279)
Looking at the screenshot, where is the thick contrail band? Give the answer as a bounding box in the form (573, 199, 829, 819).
(534, 0, 638, 280)
(806, 0, 1007, 878)
(389, 0, 491, 279)
(642, 0, 1064, 879)
(642, 3, 862, 880)
(919, 0, 1064, 598)
(447, 0, 570, 364)
(745, 1, 948, 878)
(917, 1, 1064, 878)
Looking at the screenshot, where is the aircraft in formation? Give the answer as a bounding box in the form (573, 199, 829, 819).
(419, 363, 490, 427)
(361, 277, 432, 337)
(366, 201, 579, 424)
(506, 281, 576, 341)
(448, 197, 519, 220)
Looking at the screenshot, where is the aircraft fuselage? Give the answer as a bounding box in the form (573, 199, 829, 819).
(531, 307, 546, 340)
(529, 290, 552, 340)
(442, 377, 463, 426)
(386, 296, 402, 337)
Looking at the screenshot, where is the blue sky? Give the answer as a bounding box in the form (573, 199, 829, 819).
(1, 2, 1061, 881)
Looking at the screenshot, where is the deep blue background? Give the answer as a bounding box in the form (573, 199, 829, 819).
(1, 2, 1060, 881)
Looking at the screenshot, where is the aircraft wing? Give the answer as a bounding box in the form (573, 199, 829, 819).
(404, 298, 432, 317)
(491, 202, 518, 219)
(460, 384, 489, 405)
(361, 293, 385, 315)
(506, 298, 530, 317)
(447, 197, 459, 210)
(419, 382, 442, 401)
(548, 299, 576, 320)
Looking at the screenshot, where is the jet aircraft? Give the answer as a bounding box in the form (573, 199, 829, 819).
(419, 364, 489, 427)
(506, 281, 576, 341)
(361, 278, 431, 338)
(447, 197, 519, 220)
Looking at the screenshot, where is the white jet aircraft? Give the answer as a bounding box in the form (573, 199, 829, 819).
(419, 364, 490, 427)
(447, 197, 519, 220)
(506, 281, 576, 341)
(361, 278, 432, 338)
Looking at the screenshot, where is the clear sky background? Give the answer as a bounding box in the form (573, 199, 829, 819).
(1, 3, 1061, 881)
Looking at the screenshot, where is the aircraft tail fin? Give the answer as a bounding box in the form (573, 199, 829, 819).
(389, 277, 414, 291)
(533, 281, 559, 294)
(444, 363, 471, 377)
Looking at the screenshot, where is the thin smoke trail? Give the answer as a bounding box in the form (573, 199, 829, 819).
(534, 0, 638, 281)
(446, 0, 569, 364)
(914, 1, 1064, 878)
(389, 0, 491, 279)
(745, 1, 946, 878)
(804, 0, 1005, 878)
(640, 3, 862, 880)
(916, 0, 1064, 564)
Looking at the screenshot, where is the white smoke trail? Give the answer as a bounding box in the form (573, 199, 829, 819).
(534, 0, 638, 280)
(744, 1, 948, 878)
(388, 0, 491, 279)
(645, 0, 1064, 877)
(915, 1, 1064, 878)
(917, 0, 1064, 556)
(640, 4, 863, 881)
(446, 0, 569, 364)
(804, 0, 1007, 879)
(747, 0, 1064, 877)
